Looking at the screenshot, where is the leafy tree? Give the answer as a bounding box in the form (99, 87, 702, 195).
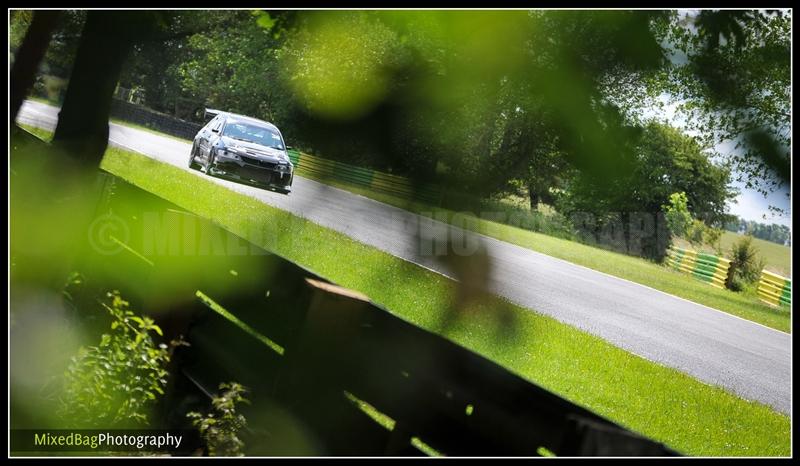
(9, 10, 34, 51)
(663, 191, 694, 239)
(10, 10, 85, 78)
(726, 235, 766, 291)
(644, 10, 790, 209)
(559, 122, 735, 259)
(173, 11, 282, 122)
(663, 191, 725, 253)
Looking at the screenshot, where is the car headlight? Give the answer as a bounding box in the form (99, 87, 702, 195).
(221, 147, 241, 159)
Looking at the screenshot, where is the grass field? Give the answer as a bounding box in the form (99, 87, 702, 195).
(79, 142, 787, 456)
(18, 125, 54, 143)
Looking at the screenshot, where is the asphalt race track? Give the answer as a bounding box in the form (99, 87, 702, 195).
(16, 100, 791, 415)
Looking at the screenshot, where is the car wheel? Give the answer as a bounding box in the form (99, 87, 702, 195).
(205, 149, 216, 175)
(188, 143, 198, 169)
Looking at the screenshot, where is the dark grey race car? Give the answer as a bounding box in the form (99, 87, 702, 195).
(189, 110, 294, 195)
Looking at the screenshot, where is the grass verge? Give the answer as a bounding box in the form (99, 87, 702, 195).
(18, 124, 52, 141)
(91, 144, 789, 456)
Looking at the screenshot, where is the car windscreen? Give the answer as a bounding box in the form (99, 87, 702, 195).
(222, 121, 284, 150)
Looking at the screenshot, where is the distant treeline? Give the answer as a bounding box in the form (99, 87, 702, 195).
(724, 217, 791, 246)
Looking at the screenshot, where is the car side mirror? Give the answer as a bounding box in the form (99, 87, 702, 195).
(286, 146, 294, 151)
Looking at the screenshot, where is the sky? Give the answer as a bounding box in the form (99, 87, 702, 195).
(718, 139, 792, 228)
(728, 181, 791, 227)
(658, 10, 792, 230)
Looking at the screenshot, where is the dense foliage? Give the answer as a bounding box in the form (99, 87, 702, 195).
(187, 382, 250, 457)
(59, 291, 186, 428)
(663, 191, 724, 253)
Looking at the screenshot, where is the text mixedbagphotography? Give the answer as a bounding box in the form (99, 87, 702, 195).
(86, 209, 677, 258)
(11, 430, 196, 452)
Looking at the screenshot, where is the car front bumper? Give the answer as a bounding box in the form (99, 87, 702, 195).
(211, 155, 293, 191)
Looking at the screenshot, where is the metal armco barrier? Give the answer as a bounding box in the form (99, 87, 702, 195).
(66, 172, 679, 457)
(287, 149, 443, 205)
(110, 98, 203, 140)
(665, 246, 731, 289)
(757, 270, 791, 308)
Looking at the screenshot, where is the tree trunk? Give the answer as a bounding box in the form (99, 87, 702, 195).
(52, 11, 154, 166)
(528, 181, 541, 211)
(10, 11, 61, 123)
